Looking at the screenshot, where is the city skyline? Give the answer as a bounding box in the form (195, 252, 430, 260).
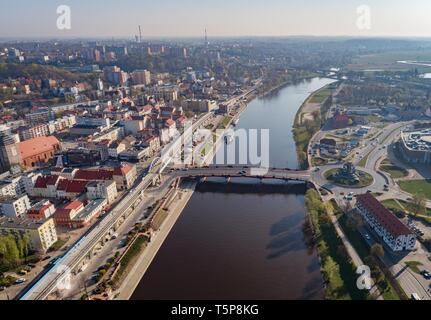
(3, 0, 431, 39)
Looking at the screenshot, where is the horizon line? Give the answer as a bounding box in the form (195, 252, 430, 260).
(3, 34, 431, 43)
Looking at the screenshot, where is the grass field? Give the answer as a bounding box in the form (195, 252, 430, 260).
(381, 199, 431, 223)
(380, 165, 409, 179)
(311, 157, 328, 166)
(347, 50, 431, 72)
(309, 87, 332, 103)
(367, 115, 382, 123)
(358, 150, 372, 167)
(381, 199, 404, 212)
(220, 116, 232, 129)
(398, 180, 431, 200)
(405, 261, 423, 274)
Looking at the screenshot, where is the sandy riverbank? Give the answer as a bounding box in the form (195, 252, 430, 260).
(115, 181, 197, 300)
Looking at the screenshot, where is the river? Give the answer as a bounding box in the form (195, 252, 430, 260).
(131, 77, 335, 300)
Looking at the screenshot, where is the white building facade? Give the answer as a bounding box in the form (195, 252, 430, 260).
(356, 194, 416, 252)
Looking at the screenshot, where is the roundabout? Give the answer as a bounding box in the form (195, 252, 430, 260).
(323, 167, 374, 188)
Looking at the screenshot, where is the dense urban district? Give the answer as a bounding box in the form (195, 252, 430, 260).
(2, 37, 431, 300)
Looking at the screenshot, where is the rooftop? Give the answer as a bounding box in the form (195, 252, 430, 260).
(19, 136, 60, 160)
(0, 216, 52, 230)
(357, 194, 413, 238)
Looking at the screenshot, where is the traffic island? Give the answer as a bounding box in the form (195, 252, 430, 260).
(324, 165, 374, 188)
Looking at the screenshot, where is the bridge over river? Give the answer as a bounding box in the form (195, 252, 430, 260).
(168, 165, 312, 182)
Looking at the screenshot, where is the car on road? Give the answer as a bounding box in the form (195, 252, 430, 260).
(366, 189, 372, 193)
(15, 278, 26, 285)
(411, 293, 422, 300)
(42, 255, 51, 261)
(314, 167, 320, 172)
(420, 270, 431, 279)
(364, 233, 371, 241)
(18, 269, 28, 276)
(48, 256, 61, 266)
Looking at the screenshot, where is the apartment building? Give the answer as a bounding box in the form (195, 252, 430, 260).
(0, 194, 31, 218)
(86, 180, 118, 204)
(356, 194, 416, 251)
(0, 216, 58, 252)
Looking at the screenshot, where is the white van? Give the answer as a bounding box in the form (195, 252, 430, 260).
(411, 293, 421, 300)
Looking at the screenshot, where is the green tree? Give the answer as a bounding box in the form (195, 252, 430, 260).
(370, 244, 385, 259)
(411, 193, 427, 217)
(322, 256, 345, 299)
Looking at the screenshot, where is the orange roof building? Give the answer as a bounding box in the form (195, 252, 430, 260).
(18, 136, 61, 169)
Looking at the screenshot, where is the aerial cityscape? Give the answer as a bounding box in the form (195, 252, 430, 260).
(3, 0, 431, 306)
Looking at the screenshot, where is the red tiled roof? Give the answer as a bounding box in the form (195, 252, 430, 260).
(34, 175, 60, 188)
(47, 175, 60, 186)
(113, 164, 133, 176)
(66, 180, 88, 193)
(57, 179, 70, 191)
(74, 169, 113, 181)
(57, 179, 88, 194)
(34, 176, 48, 189)
(54, 200, 83, 221)
(64, 200, 84, 210)
(165, 119, 175, 127)
(18, 136, 60, 160)
(357, 194, 412, 238)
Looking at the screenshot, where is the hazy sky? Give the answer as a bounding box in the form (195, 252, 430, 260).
(2, 0, 431, 39)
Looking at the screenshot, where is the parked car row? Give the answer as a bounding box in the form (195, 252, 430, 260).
(408, 220, 425, 237)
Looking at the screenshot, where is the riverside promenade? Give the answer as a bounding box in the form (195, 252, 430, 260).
(115, 181, 197, 300)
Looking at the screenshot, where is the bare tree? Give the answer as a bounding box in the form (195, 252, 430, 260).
(411, 193, 426, 217)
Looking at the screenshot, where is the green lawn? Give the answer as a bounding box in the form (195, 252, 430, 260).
(358, 151, 372, 167)
(367, 115, 381, 123)
(49, 237, 69, 252)
(381, 199, 431, 224)
(220, 116, 232, 129)
(312, 157, 328, 166)
(309, 87, 332, 103)
(398, 180, 431, 200)
(380, 165, 408, 179)
(381, 199, 404, 212)
(405, 261, 423, 274)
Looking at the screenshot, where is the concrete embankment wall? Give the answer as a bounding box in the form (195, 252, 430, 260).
(116, 181, 197, 300)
